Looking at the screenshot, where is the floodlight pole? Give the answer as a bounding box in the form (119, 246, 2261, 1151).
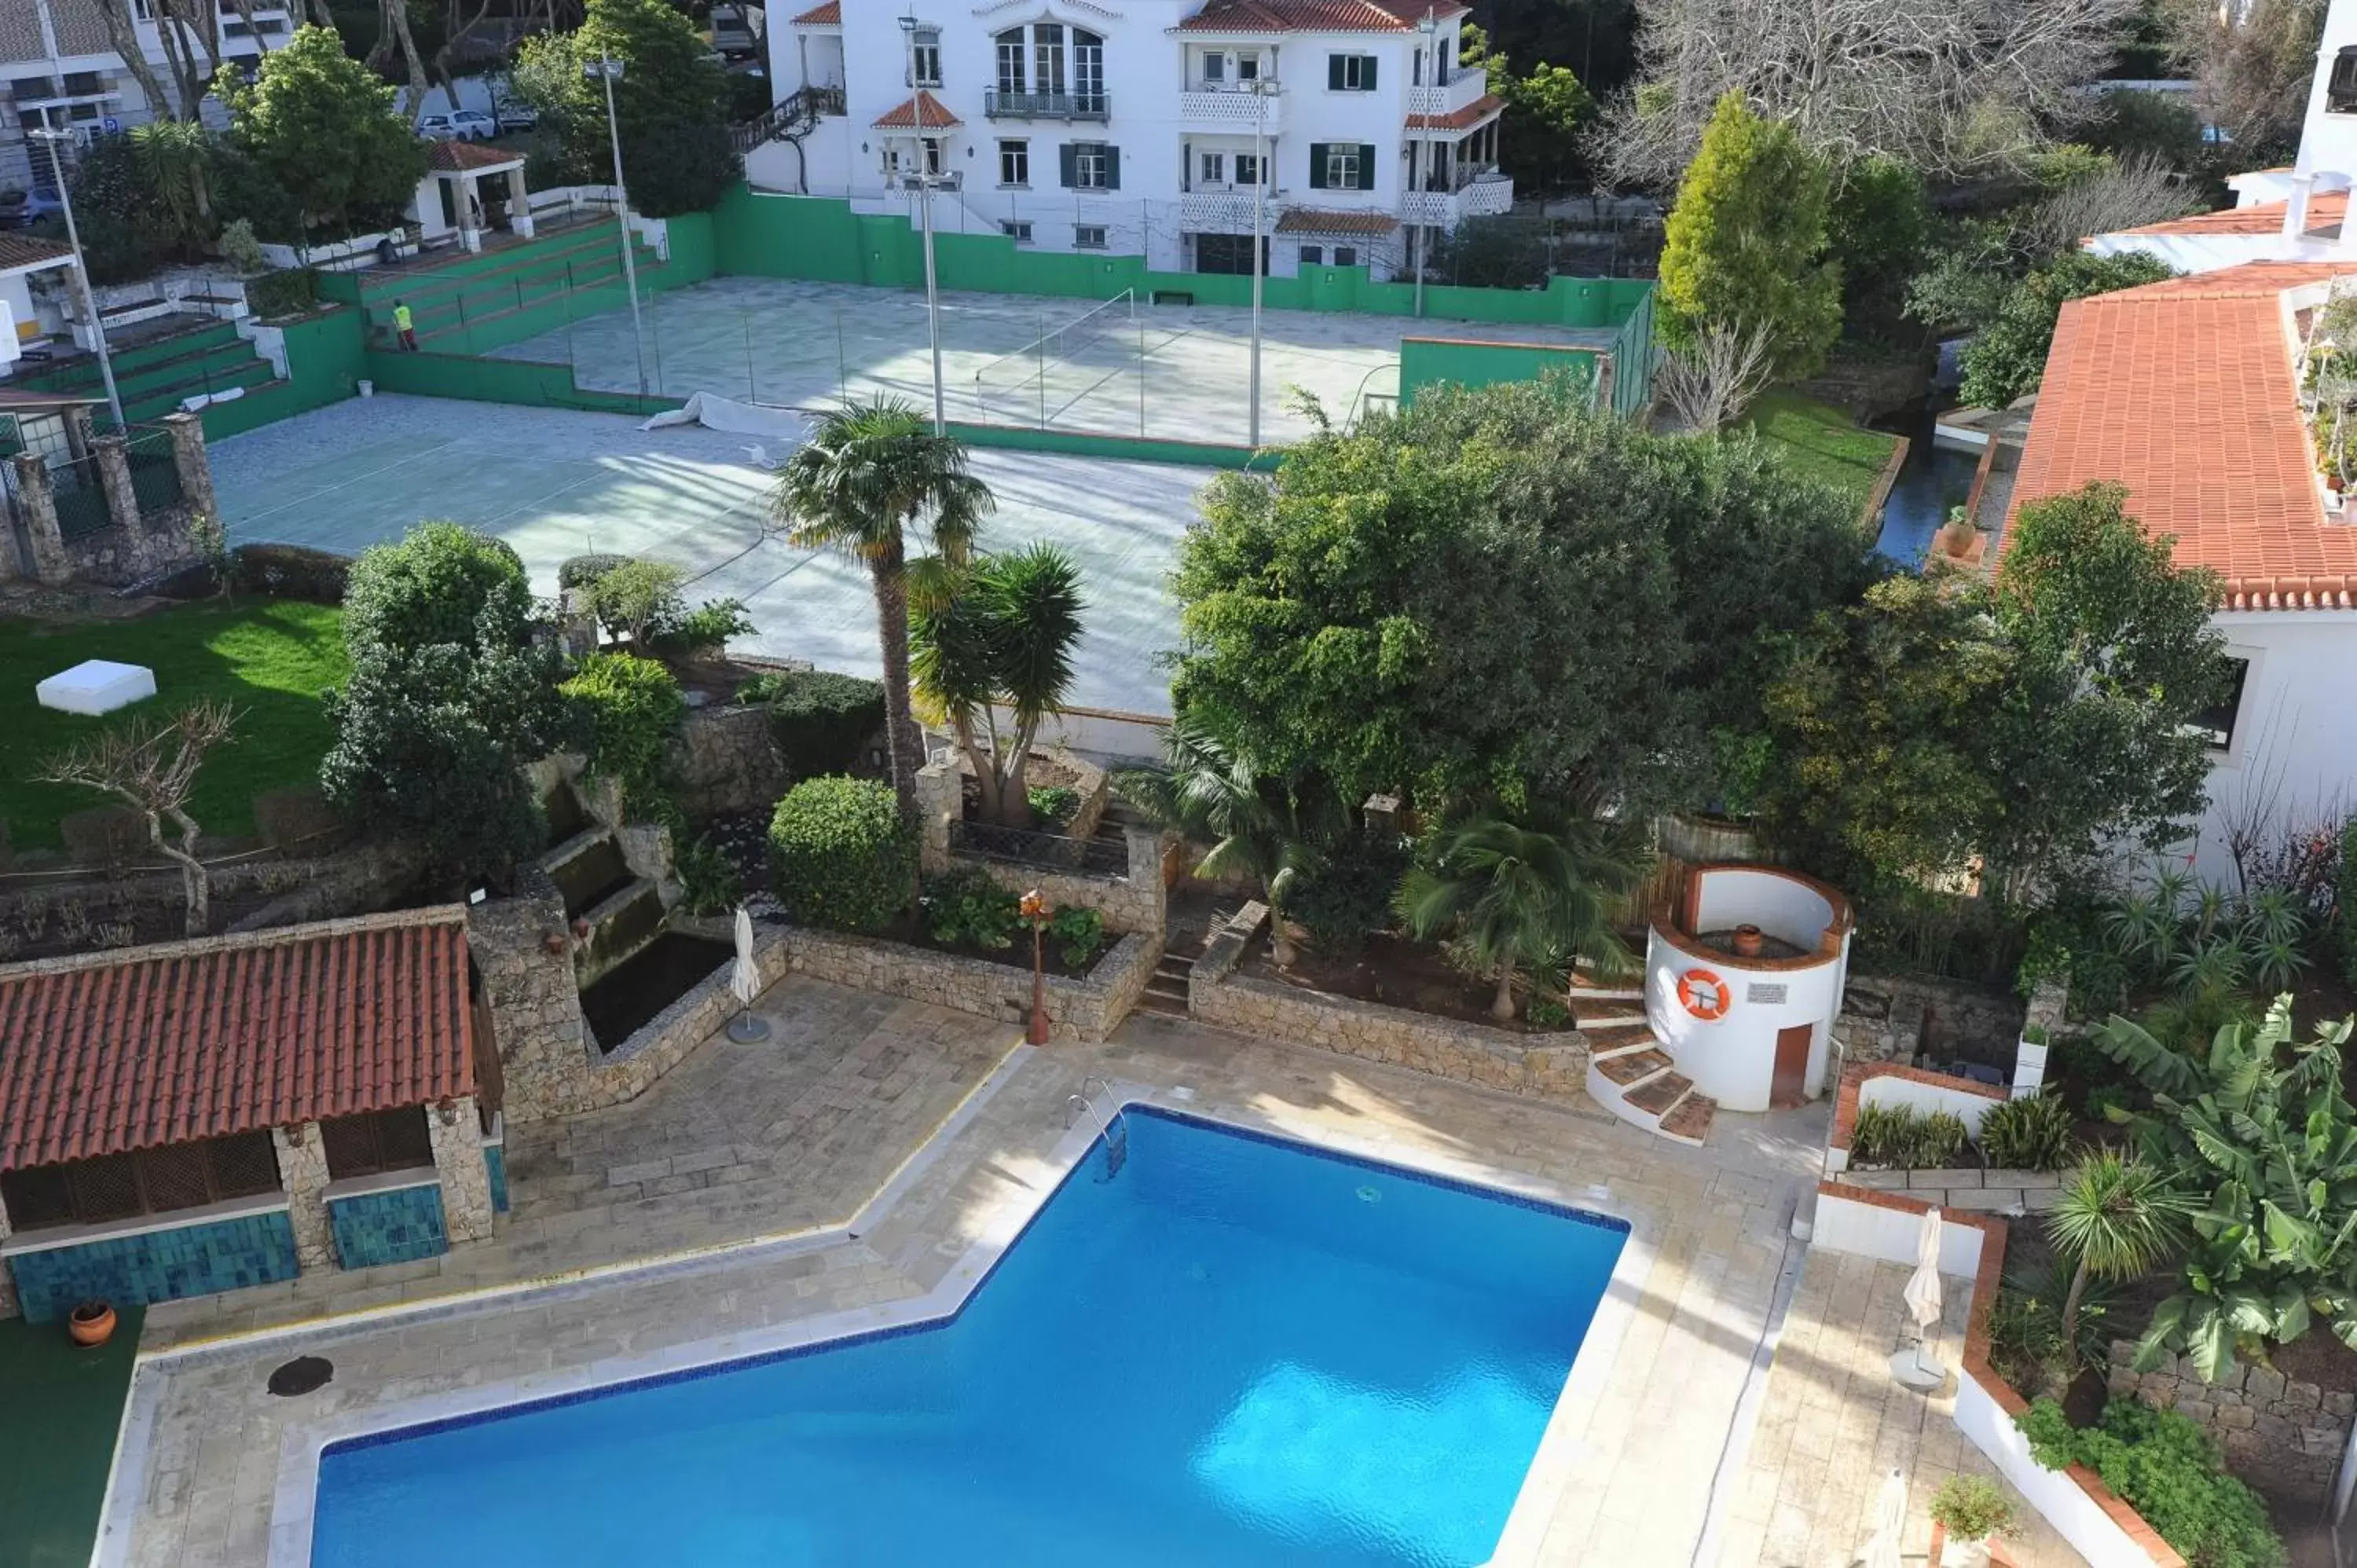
(1248, 79, 1270, 449)
(595, 52, 649, 397)
(1414, 9, 1437, 322)
(31, 123, 123, 430)
(901, 13, 948, 434)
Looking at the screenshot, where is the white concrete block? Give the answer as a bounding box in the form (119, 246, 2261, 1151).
(35, 658, 157, 716)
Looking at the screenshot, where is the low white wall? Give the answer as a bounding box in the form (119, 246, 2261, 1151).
(1955, 1371, 2176, 1568)
(1811, 1188, 1985, 1277)
(1857, 1073, 2005, 1138)
(1021, 704, 1170, 761)
(1690, 866, 1837, 948)
(1644, 931, 1846, 1112)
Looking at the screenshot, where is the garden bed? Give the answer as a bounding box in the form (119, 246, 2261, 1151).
(1246, 932, 1590, 1034)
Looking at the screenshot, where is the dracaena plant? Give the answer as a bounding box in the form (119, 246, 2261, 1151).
(2095, 998, 2357, 1383)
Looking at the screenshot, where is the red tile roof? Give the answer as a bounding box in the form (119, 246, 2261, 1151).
(788, 0, 839, 21)
(1406, 91, 1502, 130)
(2111, 192, 2346, 238)
(872, 90, 962, 131)
(0, 233, 72, 273)
(1179, 0, 1468, 33)
(0, 910, 478, 1172)
(1276, 207, 1400, 235)
(425, 140, 526, 174)
(2007, 260, 2357, 611)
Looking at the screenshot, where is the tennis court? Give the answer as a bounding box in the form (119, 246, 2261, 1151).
(488, 276, 1617, 447)
(207, 393, 1205, 714)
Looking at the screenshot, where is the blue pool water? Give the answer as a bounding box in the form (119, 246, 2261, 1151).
(312, 1108, 1626, 1567)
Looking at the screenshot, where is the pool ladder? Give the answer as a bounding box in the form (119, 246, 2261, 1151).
(1068, 1075, 1131, 1178)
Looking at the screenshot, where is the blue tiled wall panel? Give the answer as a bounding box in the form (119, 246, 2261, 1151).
(485, 1144, 510, 1214)
(330, 1182, 450, 1269)
(8, 1210, 299, 1323)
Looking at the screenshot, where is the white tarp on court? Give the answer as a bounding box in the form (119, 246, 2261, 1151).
(641, 391, 810, 444)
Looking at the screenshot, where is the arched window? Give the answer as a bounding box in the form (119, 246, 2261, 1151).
(2331, 45, 2357, 114)
(996, 27, 1026, 96)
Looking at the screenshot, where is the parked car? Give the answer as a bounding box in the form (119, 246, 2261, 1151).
(710, 3, 764, 60)
(418, 109, 498, 141)
(0, 187, 64, 229)
(493, 100, 537, 133)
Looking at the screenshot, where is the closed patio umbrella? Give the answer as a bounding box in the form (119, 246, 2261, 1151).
(1860, 1466, 1908, 1568)
(1891, 1206, 1948, 1390)
(727, 905, 771, 1042)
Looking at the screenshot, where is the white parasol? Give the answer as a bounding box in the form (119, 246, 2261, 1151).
(726, 905, 772, 1042)
(1891, 1206, 1948, 1390)
(1860, 1467, 1908, 1568)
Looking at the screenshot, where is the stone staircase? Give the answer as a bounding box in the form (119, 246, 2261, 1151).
(1138, 950, 1191, 1017)
(1579, 1007, 1717, 1148)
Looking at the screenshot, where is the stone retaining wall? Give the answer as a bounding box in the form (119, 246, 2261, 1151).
(1189, 907, 1587, 1101)
(954, 844, 1166, 938)
(1845, 973, 2028, 1068)
(671, 703, 788, 817)
(783, 924, 1158, 1044)
(2106, 1342, 2354, 1508)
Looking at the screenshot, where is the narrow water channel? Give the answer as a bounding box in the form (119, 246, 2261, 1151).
(1869, 405, 1981, 567)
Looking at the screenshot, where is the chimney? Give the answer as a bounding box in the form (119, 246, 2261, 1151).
(2288, 171, 2318, 244)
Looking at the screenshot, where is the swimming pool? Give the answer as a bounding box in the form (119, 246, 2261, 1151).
(310, 1107, 1628, 1567)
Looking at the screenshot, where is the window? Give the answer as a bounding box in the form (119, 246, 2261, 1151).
(1237, 53, 1260, 82)
(999, 138, 1029, 186)
(1299, 244, 1323, 266)
(1193, 233, 1266, 275)
(322, 1108, 435, 1181)
(1061, 141, 1118, 190)
(909, 28, 942, 89)
(1073, 30, 1105, 112)
(1035, 23, 1067, 95)
(2333, 46, 2357, 114)
(996, 28, 1028, 94)
(922, 136, 944, 175)
(2190, 657, 2251, 749)
(1200, 151, 1226, 185)
(1076, 223, 1106, 249)
(1201, 51, 1226, 84)
(1002, 219, 1034, 243)
(1333, 244, 1358, 266)
(0, 1132, 282, 1231)
(1327, 53, 1376, 92)
(1309, 142, 1376, 192)
(1235, 152, 1263, 186)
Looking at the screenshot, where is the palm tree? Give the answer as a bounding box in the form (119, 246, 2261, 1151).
(1113, 713, 1340, 964)
(1395, 809, 1644, 1021)
(2047, 1151, 2193, 1356)
(773, 398, 993, 814)
(912, 542, 1085, 827)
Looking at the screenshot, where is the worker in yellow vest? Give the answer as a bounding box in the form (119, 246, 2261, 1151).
(394, 300, 417, 351)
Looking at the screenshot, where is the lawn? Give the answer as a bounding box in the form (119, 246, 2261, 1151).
(0, 1306, 143, 1568)
(1744, 390, 1901, 518)
(1, 600, 349, 852)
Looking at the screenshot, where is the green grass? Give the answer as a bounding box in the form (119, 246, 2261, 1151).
(0, 1306, 143, 1568)
(1, 600, 349, 852)
(1744, 390, 1901, 516)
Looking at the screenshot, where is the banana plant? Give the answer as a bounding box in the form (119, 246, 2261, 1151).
(2097, 998, 2357, 1382)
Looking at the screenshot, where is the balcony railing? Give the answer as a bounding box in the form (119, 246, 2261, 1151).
(984, 89, 1110, 121)
(1179, 83, 1282, 130)
(1406, 65, 1490, 126)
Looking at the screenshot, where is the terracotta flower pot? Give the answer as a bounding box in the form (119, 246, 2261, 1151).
(1732, 924, 1765, 959)
(1938, 522, 1978, 559)
(68, 1300, 115, 1348)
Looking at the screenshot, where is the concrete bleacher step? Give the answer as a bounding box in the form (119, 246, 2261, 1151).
(1578, 1017, 1717, 1147)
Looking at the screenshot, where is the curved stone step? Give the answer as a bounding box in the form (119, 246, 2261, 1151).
(1657, 1093, 1716, 1147)
(1593, 1047, 1674, 1087)
(1624, 1070, 1695, 1119)
(1584, 1022, 1659, 1061)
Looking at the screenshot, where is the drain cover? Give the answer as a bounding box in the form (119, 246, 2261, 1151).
(267, 1356, 334, 1397)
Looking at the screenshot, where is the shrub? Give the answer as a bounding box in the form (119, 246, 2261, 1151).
(768, 776, 915, 932)
(1977, 1090, 2075, 1171)
(1050, 905, 1105, 970)
(2017, 1399, 2285, 1568)
(214, 218, 268, 274)
(1849, 1101, 1971, 1168)
(344, 521, 533, 655)
(924, 864, 1020, 950)
(559, 553, 635, 591)
(252, 785, 344, 854)
(233, 542, 350, 603)
(653, 599, 753, 662)
(561, 652, 686, 819)
(245, 266, 317, 318)
(1028, 785, 1082, 827)
(2341, 818, 2357, 988)
(1927, 1475, 2015, 1544)
(746, 669, 886, 779)
(581, 558, 687, 650)
(673, 833, 742, 917)
(1290, 827, 1412, 954)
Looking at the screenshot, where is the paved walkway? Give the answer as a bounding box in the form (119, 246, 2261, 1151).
(1717, 1249, 2082, 1568)
(104, 991, 1838, 1568)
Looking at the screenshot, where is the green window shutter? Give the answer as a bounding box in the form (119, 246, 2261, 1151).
(1059, 144, 1078, 187)
(1308, 142, 1329, 189)
(1357, 144, 1376, 189)
(1327, 54, 1345, 90)
(1361, 55, 1376, 90)
(1105, 145, 1120, 189)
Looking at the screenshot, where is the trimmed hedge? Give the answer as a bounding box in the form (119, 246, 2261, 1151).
(2018, 1398, 2284, 1568)
(744, 669, 885, 779)
(558, 553, 635, 592)
(233, 543, 350, 605)
(768, 775, 915, 933)
(344, 522, 532, 654)
(560, 652, 687, 819)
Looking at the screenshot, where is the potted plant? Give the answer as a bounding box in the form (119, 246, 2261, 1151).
(68, 1299, 117, 1348)
(1926, 1474, 2016, 1566)
(1935, 504, 1978, 559)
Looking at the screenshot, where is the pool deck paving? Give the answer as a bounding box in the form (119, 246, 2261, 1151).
(90, 984, 2084, 1568)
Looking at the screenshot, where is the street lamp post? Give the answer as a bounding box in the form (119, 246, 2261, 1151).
(1021, 889, 1050, 1045)
(900, 13, 950, 434)
(1248, 77, 1274, 449)
(590, 53, 649, 397)
(29, 124, 123, 430)
(1413, 8, 1438, 322)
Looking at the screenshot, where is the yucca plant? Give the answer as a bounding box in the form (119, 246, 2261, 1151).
(2047, 1151, 2194, 1354)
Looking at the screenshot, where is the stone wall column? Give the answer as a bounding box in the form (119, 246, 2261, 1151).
(1124, 823, 1168, 938)
(92, 430, 139, 533)
(11, 449, 70, 584)
(273, 1121, 335, 1271)
(0, 1183, 19, 1321)
(428, 1096, 496, 1243)
(162, 412, 217, 522)
(63, 401, 93, 457)
(915, 757, 959, 874)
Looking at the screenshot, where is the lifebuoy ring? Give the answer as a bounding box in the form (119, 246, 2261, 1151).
(1678, 968, 1732, 1021)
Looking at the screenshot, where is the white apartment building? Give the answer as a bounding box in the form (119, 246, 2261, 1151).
(760, 0, 1509, 278)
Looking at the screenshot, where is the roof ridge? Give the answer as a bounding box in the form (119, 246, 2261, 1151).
(0, 903, 471, 984)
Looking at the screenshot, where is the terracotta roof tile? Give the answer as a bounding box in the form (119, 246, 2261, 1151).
(873, 90, 962, 131)
(2007, 260, 2357, 610)
(1179, 0, 1468, 33)
(788, 0, 839, 21)
(0, 910, 477, 1172)
(0, 234, 73, 273)
(1406, 91, 1502, 130)
(425, 140, 526, 174)
(1276, 207, 1400, 235)
(2113, 192, 2347, 237)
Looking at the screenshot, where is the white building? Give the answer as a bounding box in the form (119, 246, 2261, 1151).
(759, 0, 1509, 278)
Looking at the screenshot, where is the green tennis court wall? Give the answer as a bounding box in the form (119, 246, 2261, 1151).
(200, 306, 370, 441)
(946, 421, 1280, 472)
(359, 350, 684, 417)
(1398, 338, 1600, 408)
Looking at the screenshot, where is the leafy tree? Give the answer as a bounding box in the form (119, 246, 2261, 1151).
(2157, 0, 2324, 165)
(1984, 482, 2231, 899)
(1956, 251, 2175, 408)
(2082, 90, 2209, 173)
(2097, 998, 2357, 1383)
(1395, 808, 1644, 1020)
(37, 700, 239, 936)
(1463, 24, 1593, 191)
(343, 520, 536, 655)
(579, 558, 686, 654)
(1171, 380, 1871, 823)
(215, 26, 428, 244)
(2047, 1152, 2194, 1355)
(512, 0, 740, 218)
(1825, 155, 1929, 346)
(560, 650, 686, 819)
(772, 397, 992, 816)
(1656, 93, 1841, 379)
(911, 542, 1087, 828)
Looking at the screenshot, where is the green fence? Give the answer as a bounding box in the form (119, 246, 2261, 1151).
(360, 349, 684, 417)
(946, 421, 1281, 471)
